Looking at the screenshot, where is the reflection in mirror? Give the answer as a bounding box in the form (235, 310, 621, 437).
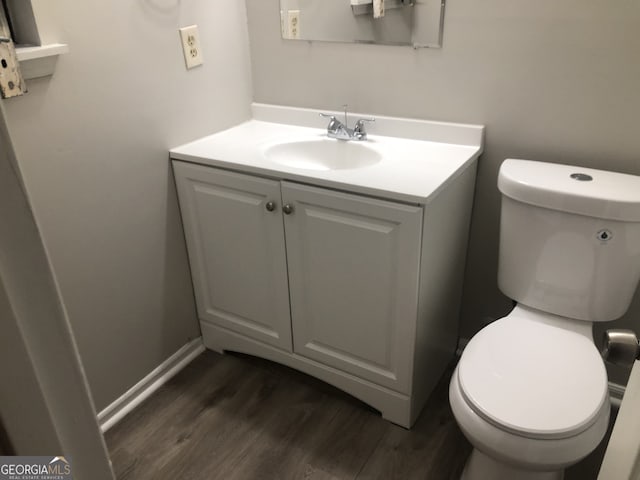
(279, 0, 445, 48)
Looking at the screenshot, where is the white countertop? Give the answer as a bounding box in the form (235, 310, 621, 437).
(170, 104, 484, 205)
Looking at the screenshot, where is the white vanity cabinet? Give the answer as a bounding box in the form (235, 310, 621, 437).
(172, 163, 293, 351)
(281, 181, 422, 394)
(170, 102, 483, 428)
(173, 159, 477, 428)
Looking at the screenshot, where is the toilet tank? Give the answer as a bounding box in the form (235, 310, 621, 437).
(497, 159, 640, 322)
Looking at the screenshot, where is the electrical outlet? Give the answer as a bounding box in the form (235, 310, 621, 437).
(179, 25, 203, 69)
(287, 10, 300, 40)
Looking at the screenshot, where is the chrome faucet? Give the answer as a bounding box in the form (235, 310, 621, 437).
(319, 105, 375, 141)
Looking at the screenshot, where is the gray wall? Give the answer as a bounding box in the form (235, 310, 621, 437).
(246, 0, 640, 380)
(0, 108, 62, 456)
(2, 0, 253, 410)
(0, 105, 113, 477)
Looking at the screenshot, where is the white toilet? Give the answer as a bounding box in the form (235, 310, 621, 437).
(450, 159, 640, 479)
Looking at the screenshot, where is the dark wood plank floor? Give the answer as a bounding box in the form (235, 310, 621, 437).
(105, 350, 610, 480)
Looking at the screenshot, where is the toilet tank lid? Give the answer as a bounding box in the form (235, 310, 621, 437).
(498, 159, 640, 221)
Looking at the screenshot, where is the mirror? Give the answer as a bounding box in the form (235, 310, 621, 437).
(279, 0, 445, 48)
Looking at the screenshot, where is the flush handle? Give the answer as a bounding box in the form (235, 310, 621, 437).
(601, 329, 640, 369)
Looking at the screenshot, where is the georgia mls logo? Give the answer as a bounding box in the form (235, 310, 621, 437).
(49, 457, 71, 475)
(0, 456, 73, 479)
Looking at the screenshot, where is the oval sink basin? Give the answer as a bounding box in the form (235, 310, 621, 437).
(264, 139, 382, 171)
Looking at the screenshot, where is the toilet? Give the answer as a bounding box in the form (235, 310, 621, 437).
(450, 159, 640, 479)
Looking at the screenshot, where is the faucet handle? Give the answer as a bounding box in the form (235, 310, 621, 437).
(319, 112, 345, 130)
(319, 112, 340, 123)
(353, 118, 375, 140)
(354, 117, 375, 129)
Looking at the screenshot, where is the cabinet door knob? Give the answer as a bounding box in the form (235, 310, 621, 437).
(265, 201, 276, 212)
(282, 204, 294, 215)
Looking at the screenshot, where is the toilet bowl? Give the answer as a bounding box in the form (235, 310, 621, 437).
(450, 306, 610, 479)
(450, 159, 640, 479)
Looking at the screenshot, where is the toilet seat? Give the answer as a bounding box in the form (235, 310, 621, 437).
(458, 313, 608, 440)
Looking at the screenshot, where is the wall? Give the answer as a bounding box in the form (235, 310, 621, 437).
(245, 0, 640, 381)
(0, 104, 113, 477)
(0, 109, 62, 456)
(2, 0, 253, 411)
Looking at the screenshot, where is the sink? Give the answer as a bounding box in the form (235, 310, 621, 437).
(264, 138, 382, 171)
(170, 104, 485, 204)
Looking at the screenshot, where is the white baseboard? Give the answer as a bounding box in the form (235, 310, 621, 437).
(456, 336, 626, 406)
(97, 337, 205, 433)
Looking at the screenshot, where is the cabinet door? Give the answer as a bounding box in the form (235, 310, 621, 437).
(282, 182, 422, 393)
(173, 162, 292, 351)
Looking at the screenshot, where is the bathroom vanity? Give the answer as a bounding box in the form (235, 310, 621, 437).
(170, 104, 483, 427)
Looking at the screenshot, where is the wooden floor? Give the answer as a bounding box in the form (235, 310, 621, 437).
(105, 350, 610, 480)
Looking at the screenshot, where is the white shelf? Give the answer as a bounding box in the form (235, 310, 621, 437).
(15, 43, 69, 80)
